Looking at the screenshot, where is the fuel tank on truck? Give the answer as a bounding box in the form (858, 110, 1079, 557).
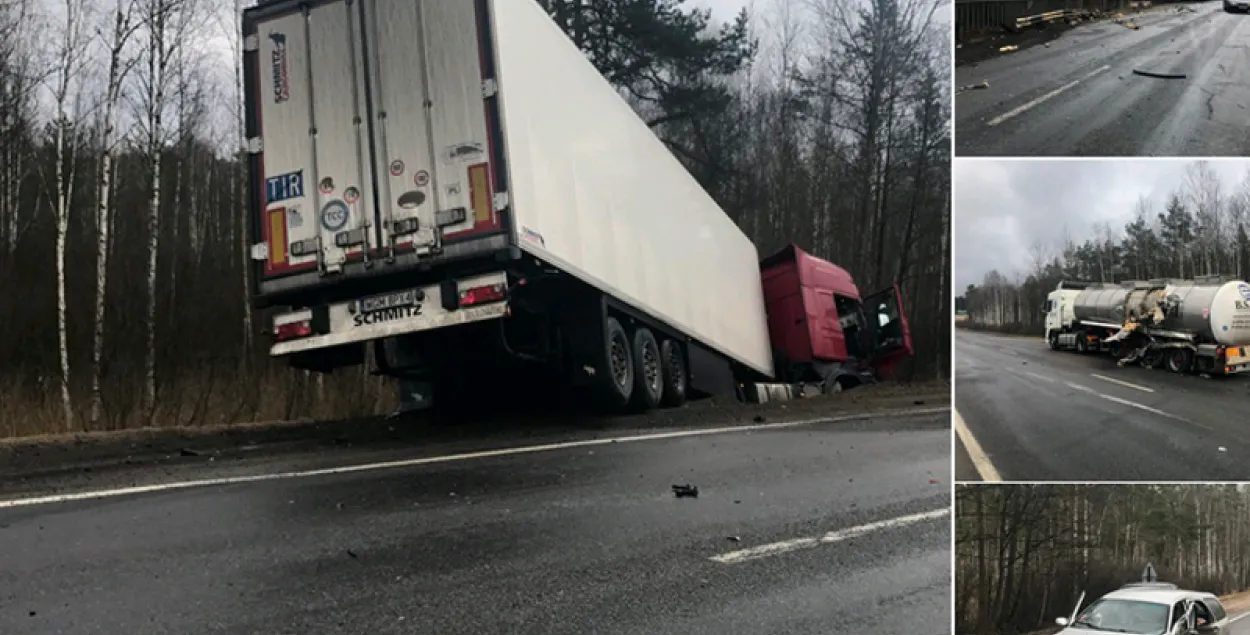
(1073, 279, 1250, 345)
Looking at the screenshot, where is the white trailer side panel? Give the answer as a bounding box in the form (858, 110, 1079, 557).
(488, 0, 774, 377)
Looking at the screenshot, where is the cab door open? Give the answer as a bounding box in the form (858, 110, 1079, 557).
(864, 282, 914, 379)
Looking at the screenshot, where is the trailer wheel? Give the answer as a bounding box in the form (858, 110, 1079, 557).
(599, 316, 634, 409)
(659, 339, 687, 407)
(1165, 348, 1194, 374)
(629, 327, 664, 410)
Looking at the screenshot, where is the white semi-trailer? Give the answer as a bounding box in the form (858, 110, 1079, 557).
(1042, 278, 1250, 375)
(243, 0, 910, 412)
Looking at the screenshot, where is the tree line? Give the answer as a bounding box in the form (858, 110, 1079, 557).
(0, 0, 950, 437)
(957, 484, 1250, 634)
(959, 162, 1250, 334)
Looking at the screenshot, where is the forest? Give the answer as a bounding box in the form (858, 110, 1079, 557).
(956, 484, 1250, 635)
(0, 0, 951, 437)
(960, 162, 1250, 334)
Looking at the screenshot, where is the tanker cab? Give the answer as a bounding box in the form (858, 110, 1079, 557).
(864, 283, 914, 380)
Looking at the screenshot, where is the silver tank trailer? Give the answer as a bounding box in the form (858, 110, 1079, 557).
(1072, 280, 1250, 345)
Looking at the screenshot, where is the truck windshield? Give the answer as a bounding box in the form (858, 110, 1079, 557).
(1070, 599, 1168, 634)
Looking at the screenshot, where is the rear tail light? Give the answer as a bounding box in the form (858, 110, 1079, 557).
(459, 283, 506, 307)
(274, 320, 312, 342)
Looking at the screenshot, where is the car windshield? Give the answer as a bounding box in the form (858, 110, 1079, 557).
(1070, 599, 1169, 634)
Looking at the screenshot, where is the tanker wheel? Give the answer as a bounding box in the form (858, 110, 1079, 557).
(658, 339, 687, 408)
(629, 326, 664, 411)
(1075, 331, 1088, 354)
(1048, 332, 1060, 351)
(1165, 348, 1194, 374)
(598, 316, 635, 410)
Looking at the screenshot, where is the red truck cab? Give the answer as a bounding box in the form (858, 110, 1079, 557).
(760, 244, 913, 389)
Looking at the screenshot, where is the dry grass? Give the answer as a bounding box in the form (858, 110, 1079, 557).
(0, 365, 395, 440)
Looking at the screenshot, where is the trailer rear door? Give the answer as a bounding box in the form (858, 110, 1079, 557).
(246, 0, 507, 297)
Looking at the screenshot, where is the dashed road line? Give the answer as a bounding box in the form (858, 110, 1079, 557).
(988, 65, 1112, 127)
(1062, 381, 1197, 426)
(954, 409, 1002, 482)
(1091, 373, 1155, 393)
(709, 507, 950, 564)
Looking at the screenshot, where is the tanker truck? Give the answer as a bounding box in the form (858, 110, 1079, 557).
(1042, 278, 1250, 375)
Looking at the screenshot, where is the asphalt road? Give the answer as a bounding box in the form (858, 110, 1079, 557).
(0, 411, 950, 635)
(956, 3, 1250, 156)
(956, 329, 1250, 481)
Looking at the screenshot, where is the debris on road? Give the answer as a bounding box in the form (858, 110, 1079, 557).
(999, 45, 1018, 53)
(956, 81, 990, 95)
(672, 484, 699, 498)
(1132, 69, 1187, 80)
(178, 448, 200, 457)
(347, 549, 359, 559)
(727, 535, 741, 542)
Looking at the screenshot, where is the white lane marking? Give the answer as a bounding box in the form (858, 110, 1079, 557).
(954, 409, 1002, 482)
(1024, 371, 1056, 383)
(1090, 373, 1155, 393)
(1228, 610, 1250, 624)
(0, 407, 950, 510)
(710, 507, 950, 564)
(1063, 382, 1183, 421)
(988, 65, 1112, 126)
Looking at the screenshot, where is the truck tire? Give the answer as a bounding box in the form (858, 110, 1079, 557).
(599, 316, 634, 409)
(1048, 332, 1060, 350)
(1166, 348, 1194, 374)
(630, 326, 664, 410)
(659, 339, 687, 407)
(1075, 331, 1088, 354)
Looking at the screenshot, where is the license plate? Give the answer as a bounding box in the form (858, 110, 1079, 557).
(361, 289, 421, 313)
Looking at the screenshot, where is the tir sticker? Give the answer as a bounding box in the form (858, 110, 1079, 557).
(266, 170, 304, 203)
(321, 200, 350, 231)
(414, 170, 431, 187)
(269, 32, 291, 104)
(389, 160, 405, 176)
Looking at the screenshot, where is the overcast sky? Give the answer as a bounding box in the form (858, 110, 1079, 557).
(955, 160, 1250, 292)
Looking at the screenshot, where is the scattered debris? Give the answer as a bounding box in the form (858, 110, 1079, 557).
(727, 536, 741, 542)
(929, 478, 941, 484)
(956, 81, 990, 95)
(29, 611, 36, 617)
(178, 447, 200, 457)
(1219, 447, 1228, 453)
(999, 45, 1019, 53)
(347, 549, 359, 559)
(1132, 69, 1187, 79)
(733, 500, 741, 504)
(913, 399, 926, 405)
(752, 415, 765, 423)
(336, 502, 344, 511)
(672, 484, 700, 498)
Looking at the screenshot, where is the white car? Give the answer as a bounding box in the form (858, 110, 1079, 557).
(1055, 584, 1230, 635)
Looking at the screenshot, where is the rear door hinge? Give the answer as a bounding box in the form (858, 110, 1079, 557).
(246, 137, 263, 154)
(481, 78, 498, 98)
(493, 192, 509, 212)
(243, 34, 260, 52)
(250, 242, 270, 261)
